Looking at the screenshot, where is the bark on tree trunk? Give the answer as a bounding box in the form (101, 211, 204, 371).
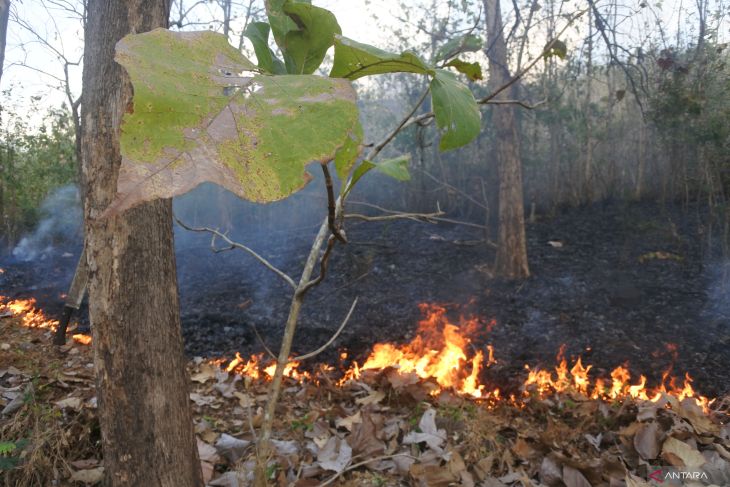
(81, 1, 203, 486)
(484, 0, 530, 279)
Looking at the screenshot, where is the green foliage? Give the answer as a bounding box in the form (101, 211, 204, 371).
(445, 59, 483, 81)
(434, 33, 483, 62)
(0, 439, 29, 471)
(243, 22, 286, 74)
(111, 28, 361, 213)
(543, 39, 568, 60)
(344, 155, 412, 197)
(0, 101, 77, 241)
(330, 36, 433, 79)
(115, 2, 485, 212)
(430, 70, 481, 150)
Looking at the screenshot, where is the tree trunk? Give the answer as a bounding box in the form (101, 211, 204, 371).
(81, 1, 203, 486)
(0, 0, 9, 85)
(484, 0, 530, 278)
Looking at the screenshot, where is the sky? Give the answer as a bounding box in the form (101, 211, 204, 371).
(1, 0, 727, 130)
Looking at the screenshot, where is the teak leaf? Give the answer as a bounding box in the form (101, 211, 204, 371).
(110, 28, 360, 214)
(430, 69, 481, 150)
(434, 34, 483, 62)
(243, 22, 286, 75)
(445, 59, 483, 81)
(281, 1, 341, 74)
(330, 35, 432, 80)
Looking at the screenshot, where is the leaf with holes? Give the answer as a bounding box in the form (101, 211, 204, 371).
(109, 28, 360, 214)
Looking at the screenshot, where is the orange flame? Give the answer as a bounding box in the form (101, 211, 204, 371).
(0, 296, 59, 330)
(220, 352, 308, 381)
(523, 348, 711, 411)
(347, 304, 498, 398)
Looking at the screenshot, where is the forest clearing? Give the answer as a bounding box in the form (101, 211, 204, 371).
(0, 0, 729, 486)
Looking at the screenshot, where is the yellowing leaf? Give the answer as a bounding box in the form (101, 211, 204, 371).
(110, 29, 360, 214)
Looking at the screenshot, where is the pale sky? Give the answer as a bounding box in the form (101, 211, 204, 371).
(2, 0, 727, 130)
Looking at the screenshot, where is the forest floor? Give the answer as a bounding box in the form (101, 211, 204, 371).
(1, 200, 729, 486)
(3, 200, 728, 396)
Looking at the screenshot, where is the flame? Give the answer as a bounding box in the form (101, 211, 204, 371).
(523, 349, 711, 411)
(0, 296, 59, 330)
(72, 334, 92, 345)
(346, 304, 498, 398)
(220, 352, 308, 381)
(1, 294, 713, 412)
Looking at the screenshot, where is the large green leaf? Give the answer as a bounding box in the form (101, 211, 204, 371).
(333, 121, 363, 180)
(343, 155, 411, 197)
(110, 28, 360, 214)
(266, 0, 308, 50)
(266, 0, 339, 74)
(330, 36, 432, 80)
(281, 2, 341, 74)
(434, 34, 483, 62)
(430, 69, 481, 150)
(243, 22, 286, 74)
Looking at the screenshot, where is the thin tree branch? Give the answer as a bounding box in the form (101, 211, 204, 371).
(174, 215, 297, 289)
(292, 297, 358, 361)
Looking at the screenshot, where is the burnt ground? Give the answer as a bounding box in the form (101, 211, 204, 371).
(1, 200, 729, 397)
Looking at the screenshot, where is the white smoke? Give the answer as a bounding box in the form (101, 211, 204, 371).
(11, 185, 82, 262)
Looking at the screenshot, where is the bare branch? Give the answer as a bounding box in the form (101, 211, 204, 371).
(174, 215, 297, 289)
(293, 297, 358, 361)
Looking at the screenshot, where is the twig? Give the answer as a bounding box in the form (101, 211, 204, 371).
(366, 88, 430, 162)
(297, 235, 337, 297)
(345, 211, 443, 223)
(174, 215, 297, 289)
(322, 164, 347, 243)
(317, 453, 419, 487)
(421, 169, 488, 210)
(250, 323, 277, 361)
(364, 9, 587, 151)
(293, 298, 358, 361)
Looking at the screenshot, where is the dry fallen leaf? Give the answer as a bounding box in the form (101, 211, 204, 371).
(55, 396, 83, 411)
(335, 411, 362, 431)
(403, 408, 446, 453)
(563, 465, 591, 487)
(69, 467, 104, 484)
(317, 436, 352, 473)
(215, 433, 251, 463)
(662, 436, 706, 468)
(634, 422, 661, 460)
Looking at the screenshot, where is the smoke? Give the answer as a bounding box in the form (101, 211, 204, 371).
(706, 259, 730, 318)
(11, 185, 83, 262)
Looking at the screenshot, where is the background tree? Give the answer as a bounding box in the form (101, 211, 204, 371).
(484, 0, 529, 278)
(80, 0, 202, 485)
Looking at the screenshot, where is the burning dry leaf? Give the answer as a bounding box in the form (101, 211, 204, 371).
(403, 408, 446, 453)
(633, 422, 661, 460)
(69, 467, 104, 484)
(215, 433, 251, 463)
(662, 436, 706, 468)
(317, 436, 352, 473)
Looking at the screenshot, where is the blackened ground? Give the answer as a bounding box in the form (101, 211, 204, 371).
(1, 201, 728, 397)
